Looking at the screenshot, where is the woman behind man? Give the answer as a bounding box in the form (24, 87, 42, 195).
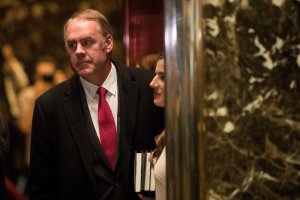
(149, 55, 166, 200)
(139, 54, 166, 200)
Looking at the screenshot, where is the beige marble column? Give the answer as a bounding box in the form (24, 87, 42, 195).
(164, 0, 205, 199)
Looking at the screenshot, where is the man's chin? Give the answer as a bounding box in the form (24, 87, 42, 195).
(77, 67, 92, 75)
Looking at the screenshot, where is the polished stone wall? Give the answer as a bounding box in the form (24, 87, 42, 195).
(203, 0, 300, 199)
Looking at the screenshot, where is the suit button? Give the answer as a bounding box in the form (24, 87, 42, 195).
(115, 183, 120, 188)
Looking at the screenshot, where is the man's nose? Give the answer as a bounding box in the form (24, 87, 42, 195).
(75, 43, 85, 55)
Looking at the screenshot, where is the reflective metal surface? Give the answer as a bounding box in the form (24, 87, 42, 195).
(164, 0, 205, 199)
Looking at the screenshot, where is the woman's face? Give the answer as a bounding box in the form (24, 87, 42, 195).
(150, 58, 165, 107)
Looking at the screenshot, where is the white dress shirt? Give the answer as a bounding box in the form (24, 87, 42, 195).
(80, 62, 118, 141)
(154, 147, 166, 200)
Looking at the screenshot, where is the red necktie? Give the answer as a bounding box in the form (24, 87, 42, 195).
(97, 87, 117, 170)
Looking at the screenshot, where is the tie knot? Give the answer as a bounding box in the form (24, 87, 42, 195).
(98, 87, 107, 97)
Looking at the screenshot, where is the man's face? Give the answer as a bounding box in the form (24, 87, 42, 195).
(64, 18, 112, 80)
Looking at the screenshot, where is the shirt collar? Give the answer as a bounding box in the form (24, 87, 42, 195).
(80, 62, 117, 100)
(102, 62, 117, 97)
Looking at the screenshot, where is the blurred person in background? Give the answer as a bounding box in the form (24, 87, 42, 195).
(18, 56, 65, 165)
(53, 60, 73, 84)
(0, 43, 29, 124)
(0, 43, 30, 200)
(135, 53, 158, 71)
(0, 113, 10, 200)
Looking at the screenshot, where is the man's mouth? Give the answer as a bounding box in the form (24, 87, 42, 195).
(77, 61, 90, 66)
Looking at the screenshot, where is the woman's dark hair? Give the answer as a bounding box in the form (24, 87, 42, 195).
(150, 130, 165, 166)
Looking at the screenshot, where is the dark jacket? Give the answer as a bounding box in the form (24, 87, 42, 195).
(29, 63, 164, 200)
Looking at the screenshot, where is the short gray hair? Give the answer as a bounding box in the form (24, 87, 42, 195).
(64, 9, 113, 37)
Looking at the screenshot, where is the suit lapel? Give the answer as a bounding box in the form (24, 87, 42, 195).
(115, 66, 139, 169)
(62, 75, 97, 191)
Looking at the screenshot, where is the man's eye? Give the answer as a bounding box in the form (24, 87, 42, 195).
(68, 42, 76, 50)
(81, 39, 93, 47)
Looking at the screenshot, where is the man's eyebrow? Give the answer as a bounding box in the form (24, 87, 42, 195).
(66, 36, 93, 42)
(80, 36, 94, 41)
(66, 39, 76, 43)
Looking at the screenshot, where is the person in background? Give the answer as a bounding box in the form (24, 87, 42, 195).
(136, 53, 158, 71)
(29, 9, 164, 200)
(0, 113, 29, 200)
(0, 113, 9, 200)
(53, 60, 72, 84)
(1, 43, 29, 122)
(0, 44, 30, 199)
(18, 56, 63, 165)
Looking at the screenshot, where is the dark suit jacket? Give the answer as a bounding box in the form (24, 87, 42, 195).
(28, 63, 164, 200)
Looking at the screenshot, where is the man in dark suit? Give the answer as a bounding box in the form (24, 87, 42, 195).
(28, 9, 164, 200)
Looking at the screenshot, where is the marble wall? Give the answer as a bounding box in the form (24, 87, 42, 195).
(203, 0, 300, 199)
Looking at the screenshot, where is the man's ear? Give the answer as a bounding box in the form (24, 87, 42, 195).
(105, 34, 113, 53)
